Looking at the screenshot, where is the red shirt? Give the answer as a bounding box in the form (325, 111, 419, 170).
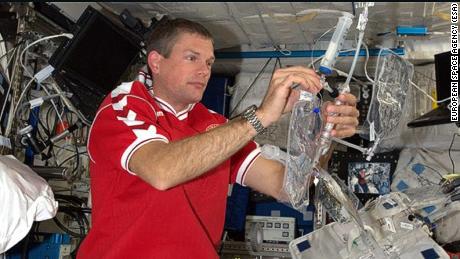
(77, 81, 260, 258)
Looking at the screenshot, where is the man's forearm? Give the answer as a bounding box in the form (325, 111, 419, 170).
(132, 116, 258, 190)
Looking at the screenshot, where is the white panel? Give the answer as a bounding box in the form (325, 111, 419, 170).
(97, 2, 451, 75)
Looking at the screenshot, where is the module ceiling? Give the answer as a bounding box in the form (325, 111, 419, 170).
(98, 2, 451, 50)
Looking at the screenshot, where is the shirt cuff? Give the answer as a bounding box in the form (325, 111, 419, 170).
(235, 147, 262, 186)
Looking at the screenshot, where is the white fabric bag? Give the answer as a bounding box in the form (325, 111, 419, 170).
(0, 155, 58, 253)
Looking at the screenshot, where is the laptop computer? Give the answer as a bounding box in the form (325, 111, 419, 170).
(407, 51, 454, 128)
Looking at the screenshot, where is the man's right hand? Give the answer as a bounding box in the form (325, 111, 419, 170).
(256, 66, 322, 128)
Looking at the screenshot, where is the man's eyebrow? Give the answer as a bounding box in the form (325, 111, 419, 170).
(185, 49, 215, 61)
(185, 49, 200, 55)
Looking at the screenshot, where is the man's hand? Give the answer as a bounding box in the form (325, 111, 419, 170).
(256, 66, 322, 128)
(322, 93, 360, 138)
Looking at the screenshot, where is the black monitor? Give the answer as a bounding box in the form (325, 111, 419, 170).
(407, 51, 454, 128)
(49, 6, 142, 120)
(434, 51, 451, 103)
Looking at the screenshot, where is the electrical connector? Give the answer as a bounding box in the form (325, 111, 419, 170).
(35, 65, 55, 83)
(29, 97, 44, 109)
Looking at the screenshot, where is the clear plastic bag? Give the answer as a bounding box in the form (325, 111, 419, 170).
(361, 50, 414, 150)
(283, 93, 322, 209)
(316, 171, 363, 224)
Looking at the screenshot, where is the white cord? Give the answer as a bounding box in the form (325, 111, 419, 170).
(5, 47, 19, 76)
(6, 33, 74, 137)
(10, 80, 65, 138)
(296, 9, 354, 19)
(5, 76, 35, 137)
(1, 48, 22, 136)
(344, 30, 365, 87)
(41, 84, 64, 124)
(19, 33, 73, 77)
(11, 77, 36, 119)
(47, 78, 92, 126)
(362, 42, 374, 83)
(0, 36, 13, 82)
(410, 80, 451, 104)
(0, 47, 20, 128)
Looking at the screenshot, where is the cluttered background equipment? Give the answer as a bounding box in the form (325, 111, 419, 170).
(0, 2, 459, 259)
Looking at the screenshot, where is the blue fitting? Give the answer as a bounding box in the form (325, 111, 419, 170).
(319, 66, 332, 75)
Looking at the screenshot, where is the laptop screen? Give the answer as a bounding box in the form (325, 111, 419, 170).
(434, 51, 452, 103)
(407, 51, 453, 128)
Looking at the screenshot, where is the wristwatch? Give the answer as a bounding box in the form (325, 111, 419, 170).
(242, 105, 265, 134)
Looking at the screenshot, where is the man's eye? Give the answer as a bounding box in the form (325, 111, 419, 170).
(187, 56, 197, 61)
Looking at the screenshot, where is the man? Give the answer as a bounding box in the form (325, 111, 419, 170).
(77, 18, 359, 258)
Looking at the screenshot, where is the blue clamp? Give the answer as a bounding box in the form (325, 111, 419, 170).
(313, 107, 321, 114)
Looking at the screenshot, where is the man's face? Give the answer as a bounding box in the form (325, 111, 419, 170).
(150, 32, 215, 109)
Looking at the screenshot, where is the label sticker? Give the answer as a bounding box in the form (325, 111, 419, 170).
(400, 222, 414, 230)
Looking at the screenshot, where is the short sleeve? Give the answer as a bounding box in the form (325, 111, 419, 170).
(230, 141, 261, 186)
(88, 81, 169, 175)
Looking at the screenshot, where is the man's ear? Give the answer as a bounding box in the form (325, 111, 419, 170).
(147, 51, 162, 74)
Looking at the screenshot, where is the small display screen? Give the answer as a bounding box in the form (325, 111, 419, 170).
(347, 162, 391, 195)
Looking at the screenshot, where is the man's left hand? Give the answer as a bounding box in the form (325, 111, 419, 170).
(322, 93, 360, 138)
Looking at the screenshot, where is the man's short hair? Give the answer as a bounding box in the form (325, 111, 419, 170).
(146, 18, 213, 58)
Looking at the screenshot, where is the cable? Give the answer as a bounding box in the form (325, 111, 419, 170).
(41, 85, 65, 123)
(418, 163, 445, 179)
(296, 9, 354, 20)
(410, 81, 451, 104)
(0, 40, 25, 70)
(11, 77, 36, 120)
(449, 133, 459, 174)
(0, 46, 18, 67)
(344, 30, 365, 87)
(67, 109, 82, 179)
(58, 153, 79, 168)
(277, 57, 283, 68)
(0, 46, 21, 129)
(362, 42, 374, 83)
(19, 33, 73, 77)
(272, 57, 279, 73)
(53, 144, 88, 155)
(11, 34, 72, 139)
(49, 76, 92, 126)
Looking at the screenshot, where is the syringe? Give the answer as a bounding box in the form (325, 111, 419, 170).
(311, 14, 354, 167)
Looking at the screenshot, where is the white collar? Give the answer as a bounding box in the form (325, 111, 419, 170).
(153, 95, 195, 121)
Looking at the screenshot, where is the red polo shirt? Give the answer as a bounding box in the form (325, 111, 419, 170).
(77, 81, 260, 258)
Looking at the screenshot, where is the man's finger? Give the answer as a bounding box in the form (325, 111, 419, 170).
(337, 93, 357, 106)
(326, 116, 359, 126)
(331, 127, 357, 138)
(326, 105, 359, 117)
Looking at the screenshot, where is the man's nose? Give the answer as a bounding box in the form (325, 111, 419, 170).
(197, 62, 211, 77)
